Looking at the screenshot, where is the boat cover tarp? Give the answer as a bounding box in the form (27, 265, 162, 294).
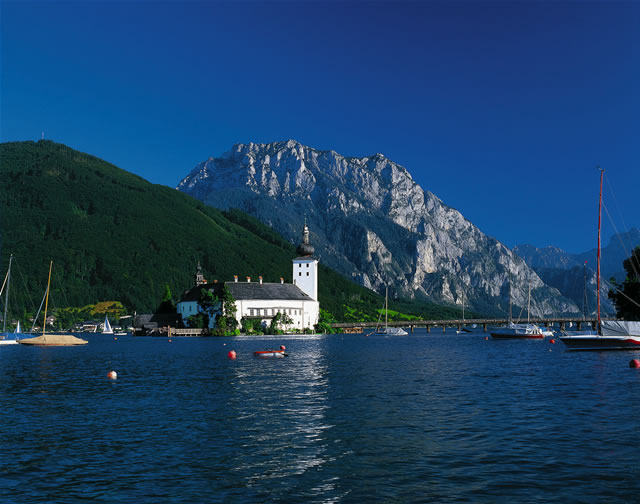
(18, 334, 88, 346)
(601, 320, 640, 337)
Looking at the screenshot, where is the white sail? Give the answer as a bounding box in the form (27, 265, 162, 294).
(102, 315, 114, 334)
(14, 321, 21, 334)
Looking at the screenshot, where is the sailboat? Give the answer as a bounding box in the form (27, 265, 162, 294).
(559, 168, 640, 350)
(102, 315, 114, 334)
(368, 287, 408, 336)
(18, 261, 87, 346)
(0, 255, 19, 345)
(456, 291, 473, 334)
(490, 281, 544, 339)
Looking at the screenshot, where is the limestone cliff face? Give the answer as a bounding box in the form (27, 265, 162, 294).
(178, 140, 578, 316)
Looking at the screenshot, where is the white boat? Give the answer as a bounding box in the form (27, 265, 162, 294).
(559, 168, 640, 350)
(18, 261, 87, 346)
(0, 255, 19, 345)
(254, 350, 287, 358)
(490, 281, 544, 339)
(541, 327, 555, 338)
(368, 287, 408, 336)
(456, 291, 473, 333)
(102, 315, 114, 334)
(490, 323, 544, 339)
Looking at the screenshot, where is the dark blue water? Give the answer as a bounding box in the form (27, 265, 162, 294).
(1, 331, 640, 503)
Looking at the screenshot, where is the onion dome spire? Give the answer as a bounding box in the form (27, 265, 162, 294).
(296, 220, 315, 257)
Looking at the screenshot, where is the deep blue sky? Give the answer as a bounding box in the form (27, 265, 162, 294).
(1, 1, 638, 253)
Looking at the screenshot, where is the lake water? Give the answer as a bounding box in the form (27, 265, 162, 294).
(1, 330, 640, 503)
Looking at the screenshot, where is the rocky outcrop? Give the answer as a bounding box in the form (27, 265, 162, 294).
(178, 140, 579, 316)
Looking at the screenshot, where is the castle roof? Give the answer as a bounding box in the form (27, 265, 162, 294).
(226, 282, 313, 301)
(178, 281, 313, 303)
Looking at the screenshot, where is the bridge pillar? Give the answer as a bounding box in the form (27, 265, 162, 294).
(442, 325, 446, 333)
(483, 323, 487, 332)
(577, 321, 582, 331)
(560, 322, 565, 331)
(426, 325, 430, 333)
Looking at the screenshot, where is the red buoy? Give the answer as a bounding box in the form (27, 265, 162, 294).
(484, 336, 489, 341)
(629, 359, 640, 368)
(550, 339, 556, 344)
(228, 350, 237, 360)
(107, 370, 117, 380)
(280, 345, 286, 350)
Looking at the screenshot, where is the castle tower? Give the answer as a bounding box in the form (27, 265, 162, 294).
(292, 221, 318, 301)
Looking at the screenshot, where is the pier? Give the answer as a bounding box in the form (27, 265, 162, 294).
(331, 317, 606, 333)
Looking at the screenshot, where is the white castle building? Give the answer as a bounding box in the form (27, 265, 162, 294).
(177, 224, 319, 331)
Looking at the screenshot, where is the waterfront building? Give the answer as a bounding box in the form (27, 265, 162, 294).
(176, 224, 320, 331)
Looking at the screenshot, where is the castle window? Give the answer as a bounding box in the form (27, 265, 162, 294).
(299, 272, 302, 276)
(306, 272, 309, 276)
(306, 264, 309, 268)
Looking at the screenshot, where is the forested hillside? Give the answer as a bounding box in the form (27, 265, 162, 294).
(0, 141, 462, 322)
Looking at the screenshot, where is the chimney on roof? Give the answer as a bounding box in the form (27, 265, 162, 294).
(246, 276, 251, 283)
(259, 276, 263, 284)
(280, 277, 284, 284)
(234, 275, 238, 283)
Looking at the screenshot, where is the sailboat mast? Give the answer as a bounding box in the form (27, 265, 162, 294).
(527, 281, 531, 324)
(583, 261, 588, 320)
(2, 255, 12, 333)
(385, 287, 388, 328)
(42, 261, 53, 340)
(597, 168, 604, 328)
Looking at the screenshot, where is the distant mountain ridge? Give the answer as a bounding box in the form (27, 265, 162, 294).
(178, 140, 579, 316)
(513, 228, 640, 281)
(513, 229, 640, 316)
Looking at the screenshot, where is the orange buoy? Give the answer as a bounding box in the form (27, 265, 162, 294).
(168, 338, 172, 342)
(484, 336, 489, 340)
(280, 345, 286, 350)
(629, 359, 640, 368)
(549, 339, 556, 344)
(228, 350, 237, 360)
(107, 370, 117, 380)
(114, 337, 117, 341)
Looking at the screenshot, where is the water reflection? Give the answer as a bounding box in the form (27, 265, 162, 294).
(218, 335, 339, 498)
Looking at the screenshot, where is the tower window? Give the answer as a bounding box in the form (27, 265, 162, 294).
(306, 264, 309, 268)
(306, 272, 309, 276)
(299, 272, 302, 276)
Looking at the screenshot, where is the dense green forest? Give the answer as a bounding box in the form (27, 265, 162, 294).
(0, 140, 466, 326)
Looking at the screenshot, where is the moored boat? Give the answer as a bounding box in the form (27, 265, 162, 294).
(18, 261, 88, 347)
(560, 321, 640, 350)
(102, 315, 114, 334)
(254, 350, 287, 358)
(368, 287, 408, 336)
(490, 281, 544, 339)
(559, 168, 640, 351)
(490, 323, 544, 339)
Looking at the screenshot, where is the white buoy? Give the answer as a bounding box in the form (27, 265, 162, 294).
(107, 370, 117, 380)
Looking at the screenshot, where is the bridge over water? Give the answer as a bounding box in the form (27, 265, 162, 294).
(331, 317, 608, 333)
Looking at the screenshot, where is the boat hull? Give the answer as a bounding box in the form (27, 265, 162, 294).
(490, 332, 544, 340)
(559, 335, 640, 351)
(254, 350, 287, 358)
(18, 334, 88, 346)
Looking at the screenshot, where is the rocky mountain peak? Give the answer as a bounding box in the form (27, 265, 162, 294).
(178, 141, 579, 316)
